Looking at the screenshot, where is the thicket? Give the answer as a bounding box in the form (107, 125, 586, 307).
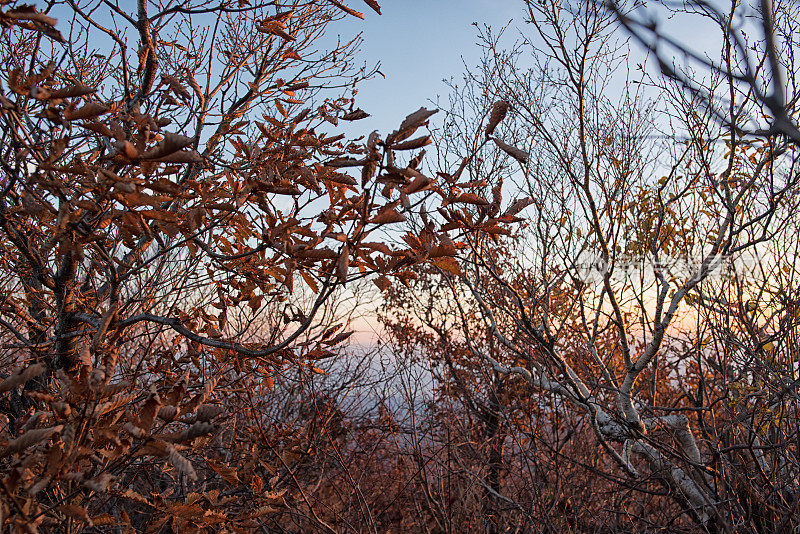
(1, 1, 799, 533)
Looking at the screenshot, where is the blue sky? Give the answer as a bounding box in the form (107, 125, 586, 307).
(332, 0, 521, 135)
(329, 0, 731, 138)
(331, 0, 731, 342)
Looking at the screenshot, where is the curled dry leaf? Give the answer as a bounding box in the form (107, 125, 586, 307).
(326, 157, 364, 168)
(503, 196, 535, 217)
(373, 275, 391, 292)
(336, 244, 350, 282)
(116, 140, 139, 160)
(367, 130, 381, 152)
(482, 224, 511, 236)
(167, 445, 198, 481)
(94, 393, 136, 417)
(363, 241, 392, 255)
(429, 242, 456, 258)
(2, 425, 63, 455)
(186, 72, 204, 106)
(244, 505, 281, 520)
(370, 208, 406, 225)
(432, 256, 462, 276)
(90, 514, 117, 527)
(363, 0, 382, 13)
(300, 271, 319, 293)
(158, 405, 179, 422)
(452, 192, 490, 206)
(64, 102, 107, 121)
(139, 389, 162, 433)
(120, 488, 150, 505)
(49, 84, 95, 99)
(21, 411, 48, 431)
(324, 330, 354, 346)
(0, 363, 45, 394)
(141, 133, 194, 160)
(327, 0, 364, 19)
(296, 248, 337, 261)
(398, 107, 438, 134)
(403, 173, 432, 195)
(206, 458, 239, 485)
(485, 100, 510, 136)
(28, 476, 51, 496)
(82, 120, 113, 137)
(5, 6, 59, 27)
(124, 422, 145, 439)
(187, 375, 219, 410)
(156, 150, 202, 164)
(492, 136, 529, 164)
(341, 109, 370, 121)
(257, 20, 295, 40)
(392, 135, 431, 151)
(83, 473, 116, 493)
(195, 404, 224, 422)
(59, 504, 93, 526)
(176, 421, 215, 442)
(53, 401, 70, 417)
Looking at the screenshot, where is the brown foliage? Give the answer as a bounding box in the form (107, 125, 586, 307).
(0, 1, 522, 531)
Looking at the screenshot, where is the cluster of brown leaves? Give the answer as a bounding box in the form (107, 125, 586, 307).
(0, 1, 531, 531)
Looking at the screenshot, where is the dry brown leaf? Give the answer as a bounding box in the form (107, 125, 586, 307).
(398, 107, 438, 133)
(324, 330, 353, 346)
(363, 241, 392, 255)
(5, 6, 59, 27)
(141, 133, 194, 160)
(175, 421, 215, 442)
(91, 514, 116, 527)
(402, 174, 431, 195)
(0, 363, 45, 394)
(336, 244, 350, 282)
(503, 197, 534, 217)
(64, 102, 107, 121)
(156, 150, 202, 164)
(452, 193, 489, 206)
(485, 100, 510, 136)
(120, 488, 150, 504)
(2, 425, 63, 455)
(195, 404, 224, 422)
(158, 406, 179, 422)
(392, 135, 431, 151)
(83, 473, 115, 493)
(59, 504, 93, 525)
(327, 0, 364, 18)
(167, 445, 198, 480)
(300, 271, 319, 292)
(370, 209, 406, 225)
(49, 84, 95, 99)
(492, 137, 529, 164)
(342, 109, 370, 121)
(140, 388, 162, 432)
(363, 0, 382, 14)
(116, 140, 139, 160)
(373, 275, 391, 292)
(186, 73, 205, 106)
(432, 256, 462, 276)
(207, 458, 239, 485)
(296, 248, 337, 261)
(257, 20, 295, 40)
(28, 475, 51, 496)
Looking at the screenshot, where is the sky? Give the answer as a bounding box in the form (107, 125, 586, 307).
(326, 0, 741, 343)
(330, 0, 521, 135)
(324, 1, 521, 343)
(328, 0, 739, 138)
